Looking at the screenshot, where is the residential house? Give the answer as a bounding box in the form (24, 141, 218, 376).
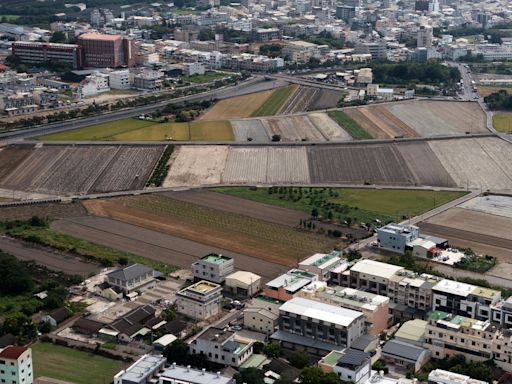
(41, 307, 72, 328)
(333, 349, 371, 384)
(176, 281, 222, 321)
(298, 251, 347, 281)
(381, 340, 430, 373)
(243, 308, 278, 335)
(106, 264, 155, 295)
(192, 254, 234, 284)
(264, 269, 317, 302)
(100, 305, 156, 343)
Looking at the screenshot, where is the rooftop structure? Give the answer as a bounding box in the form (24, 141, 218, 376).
(78, 33, 122, 41)
(159, 364, 235, 384)
(428, 369, 488, 384)
(265, 269, 317, 301)
(192, 253, 234, 284)
(350, 259, 404, 279)
(114, 354, 166, 384)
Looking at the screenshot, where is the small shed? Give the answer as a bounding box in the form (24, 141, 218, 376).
(153, 334, 177, 352)
(225, 271, 262, 298)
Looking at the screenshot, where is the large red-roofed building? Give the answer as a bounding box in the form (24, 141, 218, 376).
(78, 33, 135, 68)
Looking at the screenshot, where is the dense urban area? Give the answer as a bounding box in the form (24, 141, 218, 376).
(2, 0, 512, 384)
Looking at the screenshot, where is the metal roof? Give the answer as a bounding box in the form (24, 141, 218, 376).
(161, 365, 233, 384)
(107, 264, 153, 282)
(337, 349, 370, 368)
(350, 260, 404, 279)
(382, 340, 428, 362)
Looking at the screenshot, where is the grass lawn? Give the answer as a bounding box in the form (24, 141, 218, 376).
(327, 110, 372, 139)
(251, 85, 298, 117)
(213, 187, 466, 224)
(0, 222, 176, 273)
(185, 72, 230, 84)
(113, 122, 191, 140)
(32, 343, 127, 384)
(36, 118, 154, 141)
(190, 120, 234, 140)
(493, 113, 512, 132)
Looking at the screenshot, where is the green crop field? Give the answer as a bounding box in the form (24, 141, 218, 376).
(327, 110, 372, 139)
(213, 187, 466, 224)
(33, 343, 127, 384)
(37, 118, 154, 141)
(493, 114, 512, 133)
(37, 118, 234, 141)
(185, 72, 230, 84)
(251, 85, 298, 117)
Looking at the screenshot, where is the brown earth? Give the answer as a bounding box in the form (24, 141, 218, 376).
(52, 216, 288, 280)
(200, 90, 274, 120)
(0, 146, 34, 180)
(343, 108, 388, 138)
(0, 201, 88, 221)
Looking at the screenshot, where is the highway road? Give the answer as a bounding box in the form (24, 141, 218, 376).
(0, 76, 287, 143)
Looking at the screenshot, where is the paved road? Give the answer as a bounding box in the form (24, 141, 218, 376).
(0, 235, 100, 275)
(52, 216, 289, 281)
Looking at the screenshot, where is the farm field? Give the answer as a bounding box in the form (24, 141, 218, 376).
(0, 201, 87, 221)
(231, 119, 269, 141)
(327, 110, 372, 139)
(308, 89, 344, 110)
(32, 343, 127, 384)
(428, 138, 512, 190)
(267, 147, 310, 184)
(395, 142, 457, 187)
(215, 187, 465, 224)
(344, 105, 418, 139)
(279, 86, 319, 114)
(54, 216, 288, 280)
(384, 100, 487, 136)
(189, 120, 234, 140)
(251, 85, 298, 117)
(84, 195, 337, 265)
(261, 115, 326, 141)
(37, 118, 154, 141)
(493, 113, 512, 132)
(307, 145, 415, 185)
(0, 146, 33, 179)
(459, 195, 512, 219)
(112, 122, 191, 141)
(0, 145, 163, 195)
(308, 113, 352, 141)
(163, 145, 228, 187)
(420, 207, 512, 262)
(477, 86, 512, 97)
(200, 89, 274, 120)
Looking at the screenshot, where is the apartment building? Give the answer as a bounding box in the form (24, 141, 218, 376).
(252, 28, 281, 42)
(12, 41, 83, 69)
(176, 281, 222, 320)
(271, 297, 365, 356)
(428, 369, 487, 384)
(492, 328, 512, 372)
(432, 279, 501, 321)
(388, 272, 440, 317)
(299, 284, 389, 336)
(78, 33, 135, 68)
(282, 41, 320, 63)
(132, 70, 163, 90)
(264, 269, 317, 301)
(243, 307, 278, 335)
(299, 251, 347, 281)
(345, 259, 404, 296)
(491, 296, 512, 328)
(189, 327, 253, 367)
(0, 346, 33, 384)
(376, 223, 420, 254)
(0, 92, 38, 116)
(109, 69, 131, 89)
(192, 254, 234, 284)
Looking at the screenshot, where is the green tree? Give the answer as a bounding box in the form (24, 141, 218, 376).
(0, 252, 34, 295)
(164, 339, 190, 365)
(300, 367, 341, 384)
(263, 343, 282, 358)
(234, 368, 265, 384)
(288, 350, 310, 369)
(1, 312, 37, 342)
(50, 31, 67, 43)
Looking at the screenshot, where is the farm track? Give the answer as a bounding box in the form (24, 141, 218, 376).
(52, 216, 289, 281)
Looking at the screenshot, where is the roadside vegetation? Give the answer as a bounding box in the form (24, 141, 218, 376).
(327, 110, 373, 139)
(147, 145, 174, 187)
(485, 90, 512, 110)
(0, 217, 176, 273)
(371, 61, 461, 87)
(251, 85, 297, 116)
(184, 72, 230, 84)
(213, 187, 465, 226)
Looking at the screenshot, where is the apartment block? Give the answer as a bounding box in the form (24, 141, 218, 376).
(78, 33, 135, 68)
(271, 297, 365, 356)
(176, 281, 222, 320)
(299, 251, 347, 281)
(345, 259, 404, 296)
(12, 41, 83, 69)
(428, 369, 488, 384)
(189, 327, 253, 367)
(192, 254, 234, 284)
(282, 41, 320, 63)
(0, 346, 33, 384)
(432, 279, 501, 321)
(388, 272, 440, 317)
(299, 284, 389, 336)
(264, 269, 317, 301)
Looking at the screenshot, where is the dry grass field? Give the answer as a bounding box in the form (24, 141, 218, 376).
(384, 100, 487, 136)
(163, 145, 228, 187)
(222, 147, 268, 184)
(200, 90, 274, 120)
(84, 195, 337, 265)
(261, 115, 326, 142)
(308, 113, 352, 141)
(493, 113, 512, 133)
(231, 119, 269, 142)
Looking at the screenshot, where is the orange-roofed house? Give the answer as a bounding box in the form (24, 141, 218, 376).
(0, 346, 33, 384)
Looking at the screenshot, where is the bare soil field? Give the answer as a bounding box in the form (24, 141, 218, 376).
(308, 113, 352, 141)
(279, 87, 318, 115)
(343, 108, 389, 139)
(200, 90, 274, 120)
(308, 145, 415, 185)
(420, 207, 512, 262)
(261, 115, 326, 142)
(160, 190, 305, 226)
(0, 236, 100, 275)
(52, 216, 288, 280)
(384, 101, 487, 137)
(478, 137, 512, 181)
(83, 196, 337, 266)
(91, 146, 163, 193)
(164, 145, 228, 187)
(222, 147, 268, 184)
(0, 201, 87, 221)
(231, 119, 269, 142)
(267, 147, 311, 184)
(308, 89, 344, 110)
(459, 195, 512, 219)
(428, 138, 512, 190)
(395, 142, 457, 187)
(0, 146, 33, 180)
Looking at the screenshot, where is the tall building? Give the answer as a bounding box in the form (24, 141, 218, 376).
(0, 346, 33, 384)
(192, 254, 234, 284)
(417, 26, 433, 48)
(12, 42, 83, 69)
(78, 33, 135, 68)
(336, 5, 356, 21)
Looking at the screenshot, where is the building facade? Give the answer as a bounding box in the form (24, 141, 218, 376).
(192, 254, 234, 284)
(176, 281, 222, 320)
(12, 42, 83, 69)
(106, 264, 155, 294)
(0, 346, 33, 384)
(78, 33, 135, 68)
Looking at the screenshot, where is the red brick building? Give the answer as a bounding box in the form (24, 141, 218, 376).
(78, 33, 135, 68)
